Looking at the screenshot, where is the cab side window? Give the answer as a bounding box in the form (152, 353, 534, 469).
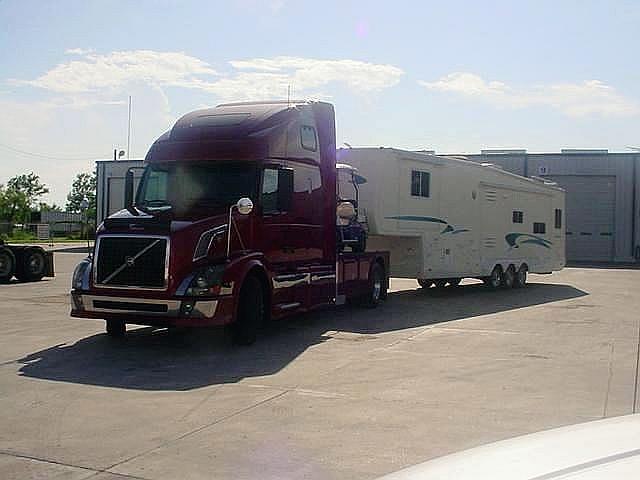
(261, 168, 279, 214)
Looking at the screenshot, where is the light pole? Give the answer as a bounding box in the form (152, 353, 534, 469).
(79, 197, 90, 251)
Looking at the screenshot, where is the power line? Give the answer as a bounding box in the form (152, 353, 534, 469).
(0, 142, 106, 161)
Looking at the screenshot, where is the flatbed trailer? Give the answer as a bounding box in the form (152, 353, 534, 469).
(0, 240, 54, 283)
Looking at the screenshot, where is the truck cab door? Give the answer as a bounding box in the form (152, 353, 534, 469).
(258, 166, 300, 311)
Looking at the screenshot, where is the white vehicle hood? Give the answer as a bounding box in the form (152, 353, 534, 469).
(378, 414, 640, 480)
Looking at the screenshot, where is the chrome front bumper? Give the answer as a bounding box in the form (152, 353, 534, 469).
(72, 294, 218, 319)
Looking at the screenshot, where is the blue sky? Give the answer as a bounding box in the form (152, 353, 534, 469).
(1, 0, 639, 205)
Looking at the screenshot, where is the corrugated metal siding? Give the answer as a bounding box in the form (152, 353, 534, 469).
(547, 175, 615, 261)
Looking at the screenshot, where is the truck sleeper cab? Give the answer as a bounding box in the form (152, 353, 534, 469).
(70, 101, 389, 344)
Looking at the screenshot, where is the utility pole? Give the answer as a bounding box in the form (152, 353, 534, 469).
(127, 95, 132, 160)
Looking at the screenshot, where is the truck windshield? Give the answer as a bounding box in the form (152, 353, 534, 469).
(136, 162, 258, 216)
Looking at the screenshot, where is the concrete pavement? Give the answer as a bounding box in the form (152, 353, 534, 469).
(0, 252, 639, 479)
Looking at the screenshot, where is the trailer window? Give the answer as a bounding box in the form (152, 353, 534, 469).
(533, 222, 546, 234)
(554, 209, 562, 229)
(411, 170, 430, 198)
(512, 211, 523, 223)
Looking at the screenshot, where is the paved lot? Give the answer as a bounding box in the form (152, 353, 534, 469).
(1, 252, 639, 479)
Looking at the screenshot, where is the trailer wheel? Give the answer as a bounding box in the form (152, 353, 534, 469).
(363, 263, 385, 308)
(514, 265, 528, 288)
(484, 266, 502, 290)
(232, 275, 264, 346)
(15, 247, 47, 282)
(418, 279, 433, 289)
(434, 279, 448, 289)
(448, 278, 462, 287)
(502, 265, 516, 289)
(106, 320, 126, 337)
(0, 247, 16, 284)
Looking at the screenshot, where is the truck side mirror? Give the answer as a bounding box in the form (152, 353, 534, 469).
(124, 169, 135, 210)
(277, 168, 294, 212)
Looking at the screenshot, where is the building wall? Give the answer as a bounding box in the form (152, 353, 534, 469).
(461, 151, 640, 263)
(96, 160, 144, 225)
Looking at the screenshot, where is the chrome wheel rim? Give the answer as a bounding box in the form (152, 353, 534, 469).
(28, 254, 44, 274)
(518, 270, 527, 284)
(373, 277, 382, 301)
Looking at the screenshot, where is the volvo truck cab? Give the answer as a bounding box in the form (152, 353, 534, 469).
(71, 101, 389, 344)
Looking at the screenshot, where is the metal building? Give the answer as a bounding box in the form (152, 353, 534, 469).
(460, 149, 640, 263)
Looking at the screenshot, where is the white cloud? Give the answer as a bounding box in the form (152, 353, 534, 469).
(15, 51, 403, 103)
(419, 72, 640, 117)
(227, 56, 404, 94)
(18, 50, 219, 94)
(65, 48, 94, 55)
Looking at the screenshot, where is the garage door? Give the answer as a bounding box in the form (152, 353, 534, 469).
(547, 175, 615, 262)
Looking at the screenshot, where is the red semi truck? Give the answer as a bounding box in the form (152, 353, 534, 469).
(71, 101, 389, 344)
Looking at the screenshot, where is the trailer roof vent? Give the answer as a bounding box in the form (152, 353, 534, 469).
(560, 149, 608, 154)
(481, 149, 527, 155)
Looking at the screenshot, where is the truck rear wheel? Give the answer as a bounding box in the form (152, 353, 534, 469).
(362, 263, 385, 308)
(106, 320, 126, 337)
(232, 275, 264, 345)
(448, 278, 461, 287)
(418, 279, 433, 289)
(0, 247, 16, 284)
(484, 266, 502, 290)
(434, 279, 448, 289)
(15, 247, 47, 282)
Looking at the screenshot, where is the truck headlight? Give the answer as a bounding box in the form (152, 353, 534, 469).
(185, 265, 225, 296)
(72, 258, 92, 290)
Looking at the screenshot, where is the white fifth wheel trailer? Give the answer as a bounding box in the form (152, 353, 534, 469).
(338, 147, 565, 288)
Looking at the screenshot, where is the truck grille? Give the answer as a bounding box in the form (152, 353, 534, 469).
(95, 236, 168, 289)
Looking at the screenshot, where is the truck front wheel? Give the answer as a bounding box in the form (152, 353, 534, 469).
(232, 275, 265, 346)
(106, 320, 126, 337)
(0, 247, 16, 284)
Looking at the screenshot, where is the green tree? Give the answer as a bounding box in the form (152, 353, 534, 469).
(66, 172, 96, 220)
(38, 202, 63, 212)
(0, 173, 48, 223)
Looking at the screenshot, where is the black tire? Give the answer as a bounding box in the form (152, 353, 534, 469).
(434, 279, 448, 289)
(15, 247, 47, 282)
(514, 265, 528, 288)
(363, 263, 385, 308)
(232, 275, 265, 345)
(106, 319, 126, 337)
(502, 265, 516, 289)
(417, 278, 433, 289)
(0, 247, 16, 284)
(484, 266, 502, 290)
(448, 278, 462, 287)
